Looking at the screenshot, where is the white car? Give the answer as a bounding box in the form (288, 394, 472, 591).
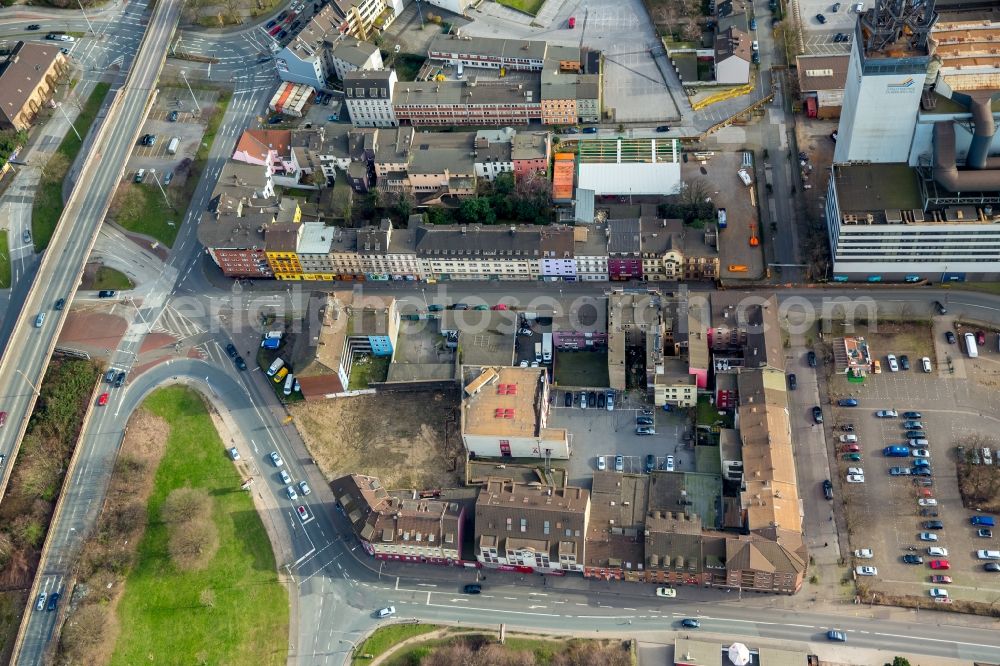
(280, 469, 292, 484)
(929, 588, 949, 598)
(846, 474, 865, 483)
(839, 434, 858, 443)
(377, 606, 396, 618)
(875, 410, 898, 418)
(229, 447, 241, 461)
(855, 566, 877, 576)
(854, 548, 874, 559)
(913, 450, 931, 459)
(887, 354, 899, 372)
(919, 532, 939, 542)
(927, 547, 948, 557)
(597, 456, 607, 471)
(847, 467, 864, 476)
(655, 587, 677, 598)
(918, 498, 937, 506)
(665, 455, 675, 472)
(286, 485, 298, 501)
(299, 481, 311, 496)
(921, 357, 932, 373)
(270, 451, 284, 467)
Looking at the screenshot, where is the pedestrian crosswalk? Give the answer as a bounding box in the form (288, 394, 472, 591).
(151, 304, 205, 340)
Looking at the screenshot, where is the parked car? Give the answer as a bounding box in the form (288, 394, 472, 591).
(614, 455, 624, 472)
(636, 416, 654, 426)
(923, 520, 944, 530)
(463, 584, 482, 594)
(645, 454, 655, 473)
(887, 354, 899, 372)
(854, 548, 873, 559)
(921, 357, 932, 373)
(889, 467, 911, 476)
(843, 453, 862, 462)
(788, 373, 797, 390)
(816, 13, 827, 23)
(812, 406, 824, 424)
(846, 474, 865, 483)
(168, 110, 179, 122)
(655, 125, 671, 132)
(913, 449, 931, 459)
(918, 497, 937, 506)
(985, 563, 1000, 572)
(841, 443, 860, 452)
(807, 351, 817, 367)
(564, 392, 573, 407)
(900, 355, 910, 370)
(606, 390, 615, 410)
(855, 566, 877, 576)
(875, 409, 898, 418)
(597, 456, 606, 471)
(903, 554, 924, 564)
(902, 411, 922, 419)
(665, 455, 675, 472)
(945, 331, 956, 344)
(935, 300, 947, 315)
(927, 547, 948, 557)
(918, 533, 937, 542)
(930, 575, 953, 584)
(635, 426, 656, 435)
(822, 479, 833, 500)
(581, 127, 598, 134)
(977, 330, 987, 345)
(588, 391, 597, 408)
(904, 421, 925, 429)
(838, 398, 859, 407)
(597, 392, 606, 409)
(978, 528, 994, 538)
(929, 588, 949, 599)
(929, 560, 950, 570)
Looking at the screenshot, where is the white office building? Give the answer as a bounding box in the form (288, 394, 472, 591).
(344, 69, 398, 127)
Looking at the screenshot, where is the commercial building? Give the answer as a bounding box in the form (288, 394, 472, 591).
(344, 69, 398, 127)
(232, 129, 297, 186)
(474, 478, 589, 573)
(275, 5, 342, 89)
(0, 41, 69, 131)
(552, 152, 575, 203)
(460, 366, 569, 459)
(796, 54, 849, 119)
(393, 79, 542, 126)
(427, 34, 548, 72)
(332, 473, 464, 563)
(576, 139, 682, 196)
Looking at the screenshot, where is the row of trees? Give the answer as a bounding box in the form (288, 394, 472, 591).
(425, 173, 553, 226)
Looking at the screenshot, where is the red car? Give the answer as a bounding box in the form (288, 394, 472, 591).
(98, 393, 109, 406)
(976, 330, 986, 345)
(0, 411, 6, 427)
(841, 444, 860, 453)
(268, 24, 282, 36)
(930, 575, 952, 584)
(929, 560, 950, 570)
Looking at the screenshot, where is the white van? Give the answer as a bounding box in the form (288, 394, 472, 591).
(267, 357, 285, 377)
(283, 373, 294, 396)
(456, 62, 464, 79)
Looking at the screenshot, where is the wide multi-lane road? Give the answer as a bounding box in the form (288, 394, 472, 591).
(0, 0, 180, 526)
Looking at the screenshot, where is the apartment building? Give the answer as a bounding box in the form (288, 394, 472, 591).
(393, 79, 542, 127)
(407, 132, 478, 199)
(0, 41, 69, 131)
(275, 5, 342, 89)
(427, 34, 547, 72)
(641, 218, 720, 282)
(573, 225, 609, 281)
(474, 128, 514, 181)
(333, 473, 464, 563)
(475, 478, 590, 573)
(329, 39, 383, 81)
(460, 366, 569, 459)
(344, 69, 398, 127)
(511, 132, 550, 181)
(335, 0, 403, 41)
(265, 223, 304, 278)
(607, 218, 643, 280)
(357, 219, 422, 280)
(295, 222, 338, 279)
(292, 291, 399, 398)
(653, 357, 697, 407)
(232, 129, 297, 186)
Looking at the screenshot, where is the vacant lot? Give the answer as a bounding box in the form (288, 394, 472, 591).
(497, 0, 545, 16)
(107, 387, 287, 665)
(644, 0, 704, 40)
(553, 351, 609, 388)
(291, 391, 463, 489)
(382, 630, 631, 666)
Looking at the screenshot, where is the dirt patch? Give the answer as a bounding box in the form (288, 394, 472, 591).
(57, 408, 169, 665)
(955, 435, 1000, 513)
(291, 391, 463, 489)
(57, 310, 128, 354)
(846, 322, 934, 360)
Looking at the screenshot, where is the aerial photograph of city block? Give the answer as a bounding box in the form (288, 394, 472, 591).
(0, 0, 998, 663)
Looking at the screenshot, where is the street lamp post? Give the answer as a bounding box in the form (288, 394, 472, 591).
(55, 102, 82, 141)
(77, 0, 98, 36)
(340, 638, 359, 654)
(179, 70, 202, 115)
(147, 169, 171, 207)
(16, 369, 41, 397)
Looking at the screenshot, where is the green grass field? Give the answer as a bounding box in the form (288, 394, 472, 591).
(86, 266, 133, 291)
(109, 387, 287, 665)
(496, 0, 545, 15)
(32, 82, 111, 252)
(553, 351, 609, 388)
(112, 183, 181, 247)
(352, 624, 439, 665)
(0, 230, 10, 288)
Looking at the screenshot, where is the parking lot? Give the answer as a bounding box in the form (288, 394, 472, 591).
(549, 390, 689, 486)
(821, 325, 1000, 603)
(794, 0, 858, 55)
(125, 88, 219, 185)
(460, 0, 680, 122)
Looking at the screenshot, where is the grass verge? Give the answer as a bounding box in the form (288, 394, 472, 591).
(352, 624, 439, 664)
(0, 358, 100, 665)
(109, 183, 181, 247)
(0, 230, 10, 288)
(83, 266, 134, 291)
(32, 82, 111, 252)
(347, 355, 391, 389)
(496, 0, 545, 15)
(108, 387, 287, 665)
(382, 632, 631, 666)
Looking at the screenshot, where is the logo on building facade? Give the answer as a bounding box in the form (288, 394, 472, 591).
(886, 77, 916, 93)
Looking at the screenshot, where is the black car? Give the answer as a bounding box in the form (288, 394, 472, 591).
(104, 368, 117, 383)
(597, 392, 606, 409)
(945, 331, 956, 344)
(822, 479, 833, 500)
(636, 416, 654, 426)
(920, 509, 938, 517)
(290, 20, 302, 30)
(645, 454, 655, 473)
(46, 592, 60, 611)
(225, 343, 238, 358)
(234, 356, 247, 371)
(114, 371, 126, 388)
(266, 19, 278, 27)
(278, 29, 288, 39)
(816, 13, 827, 23)
(462, 584, 482, 594)
(26, 24, 40, 30)
(655, 125, 671, 132)
(168, 110, 179, 122)
(277, 10, 289, 19)
(899, 355, 910, 370)
(681, 618, 701, 629)
(986, 563, 1000, 573)
(788, 373, 797, 390)
(587, 391, 597, 408)
(564, 391, 573, 407)
(903, 411, 921, 419)
(935, 300, 947, 315)
(902, 555, 923, 564)
(922, 520, 944, 530)
(807, 351, 817, 367)
(812, 406, 824, 424)
(840, 424, 855, 432)
(54, 298, 65, 310)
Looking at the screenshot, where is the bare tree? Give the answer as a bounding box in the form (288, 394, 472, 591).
(678, 177, 713, 207)
(59, 604, 108, 663)
(161, 487, 211, 524)
(41, 152, 70, 184)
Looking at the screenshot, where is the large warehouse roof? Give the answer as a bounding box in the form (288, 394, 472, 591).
(578, 163, 681, 196)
